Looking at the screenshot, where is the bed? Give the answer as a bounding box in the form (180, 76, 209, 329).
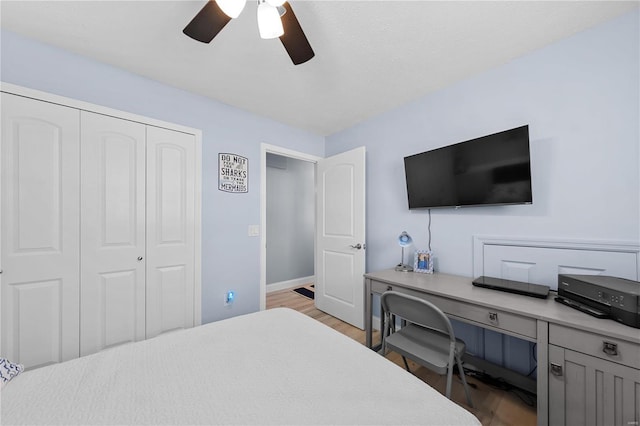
(1, 308, 480, 425)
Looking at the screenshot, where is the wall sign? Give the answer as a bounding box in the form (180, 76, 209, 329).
(218, 153, 248, 193)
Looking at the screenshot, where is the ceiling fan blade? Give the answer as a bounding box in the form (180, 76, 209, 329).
(279, 2, 315, 65)
(183, 1, 231, 43)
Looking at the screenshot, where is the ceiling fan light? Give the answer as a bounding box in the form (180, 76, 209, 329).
(216, 0, 245, 19)
(257, 2, 284, 39)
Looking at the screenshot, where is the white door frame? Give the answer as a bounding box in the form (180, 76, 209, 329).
(260, 143, 321, 310)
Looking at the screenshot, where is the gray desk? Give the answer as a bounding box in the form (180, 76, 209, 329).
(364, 269, 640, 426)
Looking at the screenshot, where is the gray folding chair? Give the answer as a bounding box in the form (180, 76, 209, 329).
(381, 291, 474, 407)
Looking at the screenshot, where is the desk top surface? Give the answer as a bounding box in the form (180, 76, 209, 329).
(365, 269, 640, 344)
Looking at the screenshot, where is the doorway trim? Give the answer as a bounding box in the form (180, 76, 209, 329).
(260, 143, 322, 310)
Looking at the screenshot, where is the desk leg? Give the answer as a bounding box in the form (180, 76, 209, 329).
(378, 301, 385, 353)
(364, 278, 372, 349)
(537, 320, 549, 426)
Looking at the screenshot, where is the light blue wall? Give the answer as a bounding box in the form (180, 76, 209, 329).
(2, 7, 638, 341)
(0, 29, 325, 324)
(266, 155, 315, 284)
(326, 9, 639, 375)
(327, 9, 639, 277)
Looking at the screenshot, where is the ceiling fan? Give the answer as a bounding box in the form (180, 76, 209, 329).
(183, 0, 315, 65)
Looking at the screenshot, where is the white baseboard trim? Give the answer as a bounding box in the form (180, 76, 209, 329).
(267, 276, 314, 293)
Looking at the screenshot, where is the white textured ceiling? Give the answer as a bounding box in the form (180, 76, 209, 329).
(1, 1, 637, 136)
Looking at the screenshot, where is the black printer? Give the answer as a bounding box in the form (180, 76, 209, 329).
(555, 274, 640, 328)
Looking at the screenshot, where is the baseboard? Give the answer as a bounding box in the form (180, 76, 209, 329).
(267, 276, 314, 293)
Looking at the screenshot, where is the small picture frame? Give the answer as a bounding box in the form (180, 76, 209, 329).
(414, 250, 434, 274)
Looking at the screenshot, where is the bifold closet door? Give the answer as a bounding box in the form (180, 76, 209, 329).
(1, 93, 80, 369)
(146, 126, 196, 338)
(80, 111, 146, 356)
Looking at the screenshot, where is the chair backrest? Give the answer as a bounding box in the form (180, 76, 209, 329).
(381, 291, 456, 342)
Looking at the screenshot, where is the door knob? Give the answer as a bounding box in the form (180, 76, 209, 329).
(350, 243, 362, 249)
(137, 256, 143, 261)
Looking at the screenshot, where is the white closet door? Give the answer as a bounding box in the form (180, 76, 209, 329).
(146, 126, 196, 338)
(1, 93, 80, 369)
(80, 112, 146, 356)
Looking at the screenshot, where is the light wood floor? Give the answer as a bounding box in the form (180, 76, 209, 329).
(267, 288, 537, 426)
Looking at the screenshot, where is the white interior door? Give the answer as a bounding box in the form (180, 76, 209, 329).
(1, 93, 80, 369)
(315, 147, 366, 329)
(80, 112, 146, 356)
(145, 126, 196, 338)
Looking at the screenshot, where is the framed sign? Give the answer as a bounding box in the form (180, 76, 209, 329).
(218, 153, 248, 193)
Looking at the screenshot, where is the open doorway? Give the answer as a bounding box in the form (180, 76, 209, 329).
(260, 145, 366, 328)
(266, 153, 314, 290)
(259, 144, 320, 310)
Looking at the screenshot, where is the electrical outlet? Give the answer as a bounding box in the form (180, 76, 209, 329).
(248, 225, 260, 237)
(224, 291, 235, 306)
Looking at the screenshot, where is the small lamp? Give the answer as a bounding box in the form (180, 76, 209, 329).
(394, 231, 414, 272)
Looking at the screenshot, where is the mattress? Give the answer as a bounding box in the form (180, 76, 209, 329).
(1, 308, 480, 425)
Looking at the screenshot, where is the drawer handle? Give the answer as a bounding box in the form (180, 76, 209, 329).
(488, 312, 498, 323)
(603, 341, 618, 356)
(550, 362, 563, 376)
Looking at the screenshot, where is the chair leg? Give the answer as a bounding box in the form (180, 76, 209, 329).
(401, 356, 411, 372)
(445, 367, 453, 399)
(445, 350, 455, 399)
(456, 356, 474, 408)
(381, 312, 391, 355)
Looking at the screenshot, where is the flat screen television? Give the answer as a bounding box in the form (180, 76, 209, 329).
(404, 125, 532, 209)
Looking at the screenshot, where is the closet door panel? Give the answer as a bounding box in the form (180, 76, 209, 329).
(146, 126, 195, 338)
(80, 111, 146, 356)
(1, 93, 80, 369)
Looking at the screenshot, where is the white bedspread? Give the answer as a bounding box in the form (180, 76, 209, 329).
(1, 308, 479, 425)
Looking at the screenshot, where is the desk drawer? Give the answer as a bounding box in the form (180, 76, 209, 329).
(371, 280, 537, 340)
(549, 324, 640, 369)
(428, 293, 537, 340)
(371, 280, 400, 294)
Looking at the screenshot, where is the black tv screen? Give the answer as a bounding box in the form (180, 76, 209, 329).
(404, 125, 532, 209)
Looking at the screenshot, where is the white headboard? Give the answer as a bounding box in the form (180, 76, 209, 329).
(473, 236, 640, 290)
